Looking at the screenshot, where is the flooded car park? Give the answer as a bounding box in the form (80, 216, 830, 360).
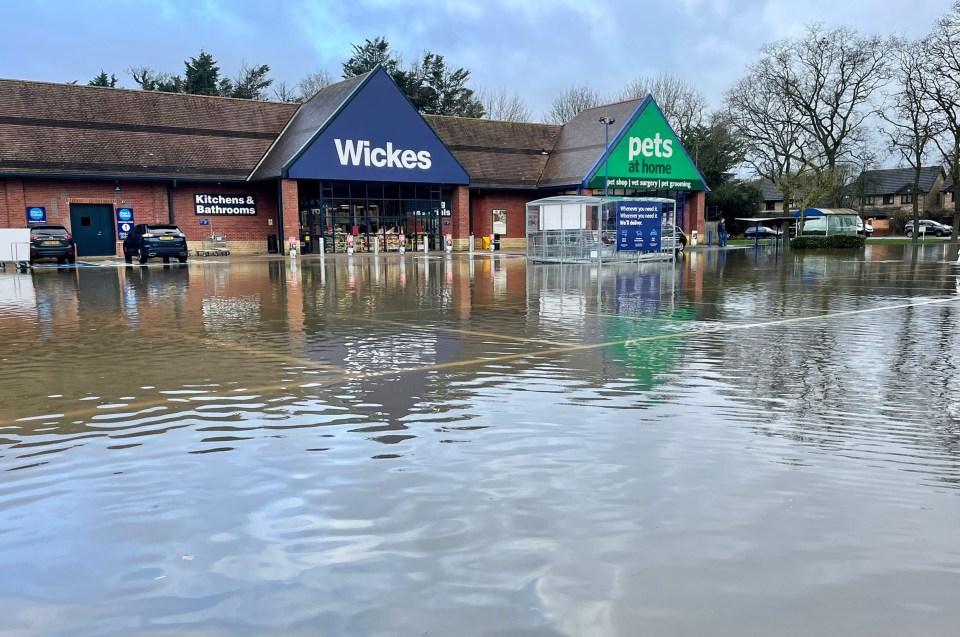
(1, 245, 959, 636)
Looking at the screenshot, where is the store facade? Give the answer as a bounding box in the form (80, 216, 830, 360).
(0, 68, 706, 255)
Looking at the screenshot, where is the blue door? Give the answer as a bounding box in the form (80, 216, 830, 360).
(70, 204, 115, 257)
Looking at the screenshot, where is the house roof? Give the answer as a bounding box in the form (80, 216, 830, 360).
(247, 73, 368, 181)
(0, 78, 298, 181)
(859, 166, 943, 195)
(538, 98, 645, 189)
(426, 115, 560, 189)
(753, 179, 784, 201)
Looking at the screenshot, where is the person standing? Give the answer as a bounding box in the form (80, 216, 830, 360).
(718, 218, 728, 247)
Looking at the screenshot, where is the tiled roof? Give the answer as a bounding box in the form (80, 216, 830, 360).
(425, 115, 560, 189)
(859, 166, 943, 195)
(538, 98, 644, 189)
(0, 78, 298, 181)
(247, 73, 368, 181)
(753, 178, 784, 201)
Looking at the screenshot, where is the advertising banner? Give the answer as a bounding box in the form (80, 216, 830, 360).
(616, 201, 662, 252)
(492, 209, 507, 235)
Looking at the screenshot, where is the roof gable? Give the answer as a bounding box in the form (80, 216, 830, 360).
(278, 68, 468, 184)
(860, 166, 944, 194)
(584, 95, 706, 192)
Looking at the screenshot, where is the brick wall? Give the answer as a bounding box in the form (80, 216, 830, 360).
(0, 177, 281, 255)
(470, 190, 535, 249)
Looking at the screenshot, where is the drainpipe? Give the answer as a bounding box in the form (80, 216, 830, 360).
(277, 177, 285, 255)
(167, 179, 176, 224)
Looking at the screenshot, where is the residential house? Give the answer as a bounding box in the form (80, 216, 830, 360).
(853, 166, 945, 217)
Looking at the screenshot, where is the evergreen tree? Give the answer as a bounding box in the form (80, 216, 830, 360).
(89, 70, 118, 88)
(228, 62, 273, 100)
(408, 52, 484, 117)
(183, 50, 222, 96)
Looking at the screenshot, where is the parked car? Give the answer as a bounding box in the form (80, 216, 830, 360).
(661, 223, 688, 248)
(123, 224, 189, 264)
(29, 225, 76, 264)
(743, 225, 782, 240)
(904, 219, 949, 238)
(857, 217, 874, 237)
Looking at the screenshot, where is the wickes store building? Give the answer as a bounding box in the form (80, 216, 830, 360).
(0, 67, 707, 256)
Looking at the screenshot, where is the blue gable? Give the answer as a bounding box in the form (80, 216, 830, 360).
(286, 68, 469, 185)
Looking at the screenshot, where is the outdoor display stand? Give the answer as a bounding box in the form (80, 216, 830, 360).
(525, 196, 679, 264)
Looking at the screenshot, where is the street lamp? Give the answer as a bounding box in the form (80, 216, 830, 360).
(598, 117, 615, 197)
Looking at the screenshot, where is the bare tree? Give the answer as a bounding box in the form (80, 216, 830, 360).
(922, 2, 960, 241)
(543, 85, 603, 124)
(618, 73, 707, 143)
(272, 81, 300, 103)
(760, 23, 893, 205)
(298, 69, 334, 101)
(881, 37, 939, 242)
(477, 87, 532, 122)
(725, 57, 811, 217)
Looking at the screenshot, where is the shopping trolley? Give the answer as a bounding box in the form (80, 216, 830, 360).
(196, 232, 230, 257)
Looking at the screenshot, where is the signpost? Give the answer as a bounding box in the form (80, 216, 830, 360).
(616, 201, 662, 252)
(26, 207, 47, 224)
(116, 207, 134, 240)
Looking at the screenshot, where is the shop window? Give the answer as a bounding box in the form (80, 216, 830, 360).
(883, 194, 894, 205)
(350, 182, 367, 199)
(901, 194, 913, 204)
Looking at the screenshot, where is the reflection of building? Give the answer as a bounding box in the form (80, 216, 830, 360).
(1, 70, 706, 258)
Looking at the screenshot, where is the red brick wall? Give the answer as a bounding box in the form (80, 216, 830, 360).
(281, 179, 299, 254)
(685, 191, 705, 238)
(174, 182, 279, 247)
(0, 177, 281, 254)
(469, 190, 535, 239)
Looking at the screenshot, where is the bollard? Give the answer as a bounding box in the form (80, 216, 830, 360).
(319, 238, 325, 257)
(469, 234, 475, 254)
(373, 236, 379, 255)
(489, 235, 495, 252)
(422, 238, 428, 254)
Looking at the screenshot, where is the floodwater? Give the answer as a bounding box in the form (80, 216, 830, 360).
(1, 244, 959, 637)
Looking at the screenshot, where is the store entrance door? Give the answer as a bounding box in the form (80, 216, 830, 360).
(70, 204, 115, 257)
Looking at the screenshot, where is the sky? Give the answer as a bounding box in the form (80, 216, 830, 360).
(0, 0, 951, 118)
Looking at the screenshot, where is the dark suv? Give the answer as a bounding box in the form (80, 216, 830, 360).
(123, 224, 189, 264)
(29, 225, 76, 264)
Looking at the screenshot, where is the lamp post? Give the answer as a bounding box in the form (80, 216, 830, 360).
(598, 117, 615, 198)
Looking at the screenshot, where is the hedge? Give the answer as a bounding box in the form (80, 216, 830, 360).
(790, 235, 866, 249)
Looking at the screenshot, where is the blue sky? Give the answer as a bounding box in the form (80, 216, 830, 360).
(0, 0, 949, 117)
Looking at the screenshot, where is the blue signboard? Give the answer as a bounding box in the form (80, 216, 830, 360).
(199, 219, 210, 226)
(286, 68, 469, 185)
(616, 201, 662, 251)
(26, 206, 47, 223)
(116, 207, 134, 240)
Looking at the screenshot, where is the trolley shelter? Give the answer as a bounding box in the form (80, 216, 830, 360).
(525, 196, 680, 263)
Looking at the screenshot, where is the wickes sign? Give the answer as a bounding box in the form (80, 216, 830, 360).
(335, 139, 432, 170)
(588, 98, 705, 192)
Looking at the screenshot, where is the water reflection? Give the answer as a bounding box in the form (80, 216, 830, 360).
(0, 246, 959, 636)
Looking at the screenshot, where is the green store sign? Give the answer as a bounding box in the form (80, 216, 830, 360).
(587, 98, 706, 192)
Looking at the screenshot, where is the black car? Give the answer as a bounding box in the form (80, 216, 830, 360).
(29, 225, 76, 264)
(743, 225, 782, 240)
(123, 224, 189, 264)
